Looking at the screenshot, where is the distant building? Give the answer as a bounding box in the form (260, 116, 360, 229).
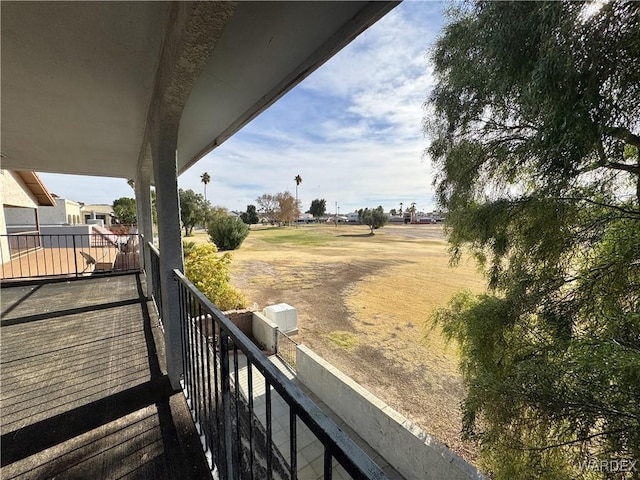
(347, 212, 360, 223)
(81, 204, 115, 227)
(5, 194, 82, 227)
(295, 213, 314, 224)
(326, 215, 348, 223)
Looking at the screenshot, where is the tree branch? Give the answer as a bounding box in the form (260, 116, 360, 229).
(557, 197, 640, 217)
(604, 161, 640, 175)
(514, 429, 625, 452)
(606, 126, 640, 148)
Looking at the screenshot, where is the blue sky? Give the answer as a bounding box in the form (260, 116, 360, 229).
(40, 1, 444, 214)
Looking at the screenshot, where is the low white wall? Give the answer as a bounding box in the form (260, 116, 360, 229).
(252, 311, 278, 353)
(40, 225, 93, 248)
(296, 345, 487, 480)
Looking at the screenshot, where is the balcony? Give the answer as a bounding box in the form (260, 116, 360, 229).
(1, 273, 211, 479)
(1, 3, 417, 478)
(1, 242, 392, 479)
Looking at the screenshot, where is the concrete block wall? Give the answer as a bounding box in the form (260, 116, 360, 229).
(252, 311, 278, 354)
(296, 345, 487, 480)
(224, 310, 253, 339)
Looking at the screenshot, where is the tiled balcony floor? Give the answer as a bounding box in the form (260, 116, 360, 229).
(0, 274, 210, 480)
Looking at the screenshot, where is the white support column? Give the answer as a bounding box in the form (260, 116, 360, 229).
(135, 170, 153, 296)
(138, 1, 237, 390)
(151, 131, 184, 390)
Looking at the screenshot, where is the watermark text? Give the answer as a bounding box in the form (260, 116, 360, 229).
(579, 458, 637, 473)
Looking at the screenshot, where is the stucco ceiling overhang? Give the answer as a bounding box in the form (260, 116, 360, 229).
(1, 1, 398, 182)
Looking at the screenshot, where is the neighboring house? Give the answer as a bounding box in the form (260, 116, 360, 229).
(5, 194, 82, 227)
(0, 169, 55, 262)
(81, 204, 115, 227)
(295, 213, 314, 223)
(347, 212, 360, 223)
(326, 215, 348, 223)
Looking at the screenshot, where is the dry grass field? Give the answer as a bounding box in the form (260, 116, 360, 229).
(190, 223, 486, 462)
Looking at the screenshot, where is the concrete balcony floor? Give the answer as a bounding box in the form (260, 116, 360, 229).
(0, 274, 211, 480)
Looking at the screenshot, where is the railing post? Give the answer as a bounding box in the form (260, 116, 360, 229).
(72, 234, 79, 277)
(219, 332, 234, 480)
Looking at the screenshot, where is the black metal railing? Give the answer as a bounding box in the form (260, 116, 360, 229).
(7, 230, 41, 254)
(175, 269, 387, 480)
(0, 233, 141, 281)
(277, 331, 298, 371)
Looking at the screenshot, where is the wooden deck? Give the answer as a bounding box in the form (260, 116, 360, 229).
(0, 273, 211, 479)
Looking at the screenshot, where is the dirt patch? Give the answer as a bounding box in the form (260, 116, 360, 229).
(227, 224, 485, 464)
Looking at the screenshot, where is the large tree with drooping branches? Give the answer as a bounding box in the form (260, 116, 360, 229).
(426, 1, 639, 477)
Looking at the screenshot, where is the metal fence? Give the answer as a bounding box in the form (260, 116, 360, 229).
(276, 331, 298, 371)
(7, 230, 41, 253)
(175, 269, 387, 480)
(0, 233, 141, 281)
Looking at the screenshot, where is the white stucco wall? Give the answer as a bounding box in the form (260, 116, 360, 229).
(1, 170, 39, 262)
(40, 199, 82, 225)
(1, 170, 39, 208)
(252, 312, 278, 353)
(296, 345, 488, 480)
(5, 198, 83, 226)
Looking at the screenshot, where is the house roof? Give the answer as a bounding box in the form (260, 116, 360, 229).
(15, 171, 56, 206)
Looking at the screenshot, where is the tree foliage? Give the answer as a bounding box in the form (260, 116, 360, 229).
(112, 197, 137, 225)
(358, 206, 388, 234)
(208, 216, 250, 251)
(179, 188, 209, 236)
(308, 198, 327, 218)
(240, 204, 259, 224)
(427, 2, 640, 477)
(255, 193, 278, 224)
(151, 189, 158, 226)
(184, 243, 246, 311)
(201, 172, 211, 201)
(275, 191, 297, 224)
(206, 205, 228, 225)
(256, 191, 298, 225)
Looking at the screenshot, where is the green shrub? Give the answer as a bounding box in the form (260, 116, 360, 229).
(208, 216, 249, 251)
(184, 243, 246, 311)
(182, 240, 196, 258)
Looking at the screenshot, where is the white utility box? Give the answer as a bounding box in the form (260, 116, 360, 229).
(263, 303, 298, 335)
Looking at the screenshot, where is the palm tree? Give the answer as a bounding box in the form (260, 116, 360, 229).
(294, 175, 302, 221)
(201, 172, 211, 201)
